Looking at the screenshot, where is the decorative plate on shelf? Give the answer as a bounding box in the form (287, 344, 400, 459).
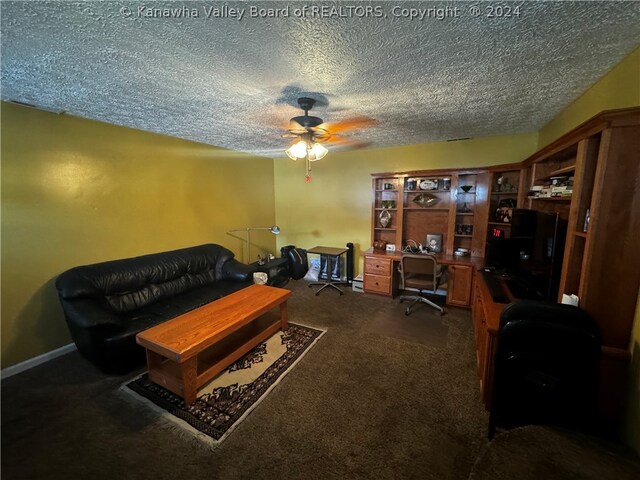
(419, 179, 438, 190)
(413, 193, 439, 207)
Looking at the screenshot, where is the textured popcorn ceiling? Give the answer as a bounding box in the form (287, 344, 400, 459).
(2, 1, 639, 157)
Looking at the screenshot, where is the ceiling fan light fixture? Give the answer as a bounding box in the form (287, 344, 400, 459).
(308, 142, 328, 161)
(285, 139, 308, 160)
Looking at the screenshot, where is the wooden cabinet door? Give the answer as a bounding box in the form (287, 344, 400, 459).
(447, 264, 473, 307)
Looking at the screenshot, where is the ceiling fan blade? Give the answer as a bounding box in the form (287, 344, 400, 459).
(317, 116, 377, 135)
(287, 119, 308, 134)
(326, 134, 370, 150)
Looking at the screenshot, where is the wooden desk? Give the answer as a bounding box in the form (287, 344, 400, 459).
(362, 248, 484, 307)
(471, 270, 505, 408)
(472, 270, 632, 429)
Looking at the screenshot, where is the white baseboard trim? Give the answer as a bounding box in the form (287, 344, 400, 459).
(1, 343, 77, 380)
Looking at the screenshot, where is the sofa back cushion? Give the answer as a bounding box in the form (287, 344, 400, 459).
(56, 244, 234, 313)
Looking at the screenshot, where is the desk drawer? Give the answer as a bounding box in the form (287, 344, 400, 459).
(364, 274, 391, 295)
(364, 257, 392, 276)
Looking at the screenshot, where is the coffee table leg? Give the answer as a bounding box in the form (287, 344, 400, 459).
(181, 357, 198, 406)
(146, 349, 163, 371)
(279, 301, 289, 330)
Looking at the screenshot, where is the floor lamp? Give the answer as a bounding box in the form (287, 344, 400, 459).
(227, 225, 280, 263)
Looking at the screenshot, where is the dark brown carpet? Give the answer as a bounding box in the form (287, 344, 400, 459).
(3, 281, 637, 479)
(469, 425, 640, 480)
(366, 292, 449, 348)
(124, 323, 324, 445)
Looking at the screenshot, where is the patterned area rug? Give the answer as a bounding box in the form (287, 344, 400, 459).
(122, 323, 324, 447)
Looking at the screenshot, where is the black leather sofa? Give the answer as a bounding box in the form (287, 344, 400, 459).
(55, 244, 256, 374)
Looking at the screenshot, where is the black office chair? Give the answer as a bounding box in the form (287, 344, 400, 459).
(488, 300, 601, 439)
(398, 254, 445, 315)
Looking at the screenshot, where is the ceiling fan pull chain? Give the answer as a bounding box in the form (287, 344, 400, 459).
(305, 154, 312, 182)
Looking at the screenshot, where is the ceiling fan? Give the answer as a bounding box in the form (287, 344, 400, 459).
(283, 97, 374, 182)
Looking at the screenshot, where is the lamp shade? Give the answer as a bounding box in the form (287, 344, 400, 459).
(285, 139, 307, 160)
(308, 142, 328, 161)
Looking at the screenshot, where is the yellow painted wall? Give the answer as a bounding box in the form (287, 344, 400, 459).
(1, 102, 276, 368)
(538, 46, 640, 148)
(273, 133, 538, 269)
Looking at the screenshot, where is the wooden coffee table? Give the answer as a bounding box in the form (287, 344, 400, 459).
(136, 284, 291, 405)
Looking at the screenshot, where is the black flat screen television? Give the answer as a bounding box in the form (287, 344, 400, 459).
(486, 209, 567, 301)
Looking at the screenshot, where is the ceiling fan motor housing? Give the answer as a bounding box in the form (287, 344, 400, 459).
(291, 97, 324, 128)
(291, 114, 323, 128)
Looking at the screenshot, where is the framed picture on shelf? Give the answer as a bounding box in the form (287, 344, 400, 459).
(426, 233, 443, 253)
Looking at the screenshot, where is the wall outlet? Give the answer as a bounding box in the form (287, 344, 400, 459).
(385, 244, 396, 252)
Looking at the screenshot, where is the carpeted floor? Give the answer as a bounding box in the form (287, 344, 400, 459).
(4, 281, 635, 479)
(3, 281, 486, 479)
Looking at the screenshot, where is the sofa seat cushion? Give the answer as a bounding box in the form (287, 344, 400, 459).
(106, 281, 252, 348)
(121, 280, 251, 323)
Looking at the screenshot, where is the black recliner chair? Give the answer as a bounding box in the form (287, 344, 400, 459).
(488, 300, 601, 439)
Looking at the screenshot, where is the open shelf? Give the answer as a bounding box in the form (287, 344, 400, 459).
(488, 221, 511, 226)
(574, 231, 588, 238)
(547, 165, 576, 177)
(374, 227, 396, 231)
(490, 191, 518, 195)
(534, 165, 576, 183)
(403, 207, 450, 211)
(404, 189, 450, 193)
(528, 196, 572, 202)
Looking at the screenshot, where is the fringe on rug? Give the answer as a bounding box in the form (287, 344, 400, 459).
(118, 382, 219, 450)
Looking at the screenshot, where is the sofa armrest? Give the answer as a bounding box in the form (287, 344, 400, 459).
(221, 258, 257, 282)
(60, 298, 123, 333)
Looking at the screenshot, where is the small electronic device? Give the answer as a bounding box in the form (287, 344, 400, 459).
(385, 244, 396, 252)
(491, 227, 505, 239)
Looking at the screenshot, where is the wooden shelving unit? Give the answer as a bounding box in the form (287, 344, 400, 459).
(370, 177, 403, 249)
(367, 170, 489, 307)
(486, 168, 521, 242)
(368, 108, 640, 431)
(519, 108, 640, 429)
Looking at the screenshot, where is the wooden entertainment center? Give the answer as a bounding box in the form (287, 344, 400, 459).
(366, 107, 640, 427)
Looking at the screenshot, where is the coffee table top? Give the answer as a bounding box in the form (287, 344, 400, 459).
(136, 284, 291, 361)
